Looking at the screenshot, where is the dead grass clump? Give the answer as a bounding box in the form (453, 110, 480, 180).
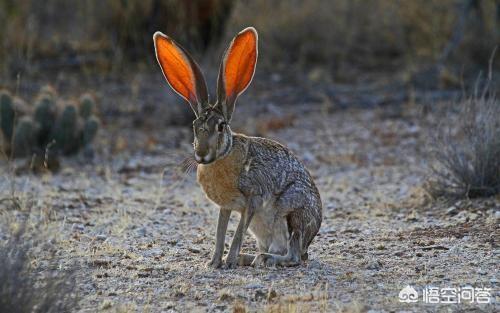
(0, 226, 78, 313)
(426, 80, 500, 199)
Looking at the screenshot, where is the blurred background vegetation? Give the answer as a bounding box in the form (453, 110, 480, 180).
(0, 0, 499, 130)
(1, 0, 498, 83)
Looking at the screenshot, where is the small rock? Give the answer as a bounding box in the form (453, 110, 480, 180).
(187, 246, 201, 254)
(446, 206, 458, 216)
(72, 224, 85, 232)
(214, 305, 227, 311)
(96, 234, 107, 241)
(468, 212, 479, 221)
(144, 248, 164, 258)
(366, 260, 382, 270)
(136, 227, 147, 237)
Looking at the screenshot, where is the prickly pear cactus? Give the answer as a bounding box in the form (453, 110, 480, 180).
(0, 90, 15, 141)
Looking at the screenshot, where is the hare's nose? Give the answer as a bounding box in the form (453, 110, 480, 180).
(195, 152, 214, 164)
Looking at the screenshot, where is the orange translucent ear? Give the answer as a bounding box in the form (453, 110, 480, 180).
(222, 27, 258, 101)
(154, 32, 208, 115)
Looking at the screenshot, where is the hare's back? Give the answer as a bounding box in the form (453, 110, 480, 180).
(237, 135, 317, 197)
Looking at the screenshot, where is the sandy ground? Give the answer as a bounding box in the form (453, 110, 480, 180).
(0, 102, 498, 312)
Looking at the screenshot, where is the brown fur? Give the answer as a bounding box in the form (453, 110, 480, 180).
(197, 134, 247, 209)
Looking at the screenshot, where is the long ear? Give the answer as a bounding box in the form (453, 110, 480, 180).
(216, 27, 258, 121)
(153, 32, 209, 117)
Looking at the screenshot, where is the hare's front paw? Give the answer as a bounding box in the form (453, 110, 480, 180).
(206, 256, 223, 269)
(251, 253, 276, 267)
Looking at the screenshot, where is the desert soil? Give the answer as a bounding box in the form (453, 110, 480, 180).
(0, 94, 498, 312)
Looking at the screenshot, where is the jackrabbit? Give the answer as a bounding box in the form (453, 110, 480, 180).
(153, 27, 322, 268)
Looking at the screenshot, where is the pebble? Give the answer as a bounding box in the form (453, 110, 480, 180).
(366, 260, 382, 270)
(468, 212, 479, 221)
(144, 248, 164, 257)
(136, 227, 147, 237)
(72, 224, 85, 232)
(187, 246, 201, 253)
(96, 234, 107, 241)
(446, 206, 458, 215)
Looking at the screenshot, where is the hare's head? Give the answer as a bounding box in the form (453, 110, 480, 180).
(154, 28, 258, 164)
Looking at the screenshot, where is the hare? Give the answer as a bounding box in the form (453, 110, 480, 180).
(153, 27, 322, 268)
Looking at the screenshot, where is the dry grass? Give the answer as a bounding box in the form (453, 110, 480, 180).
(426, 78, 500, 199)
(0, 224, 78, 313)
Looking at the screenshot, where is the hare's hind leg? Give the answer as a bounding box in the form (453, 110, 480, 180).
(251, 229, 302, 267)
(252, 210, 303, 267)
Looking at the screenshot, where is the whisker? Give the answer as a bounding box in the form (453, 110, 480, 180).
(180, 155, 198, 175)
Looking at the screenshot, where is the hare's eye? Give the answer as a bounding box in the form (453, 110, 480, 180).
(217, 122, 226, 132)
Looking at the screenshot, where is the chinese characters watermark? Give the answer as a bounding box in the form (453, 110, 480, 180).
(399, 285, 492, 304)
